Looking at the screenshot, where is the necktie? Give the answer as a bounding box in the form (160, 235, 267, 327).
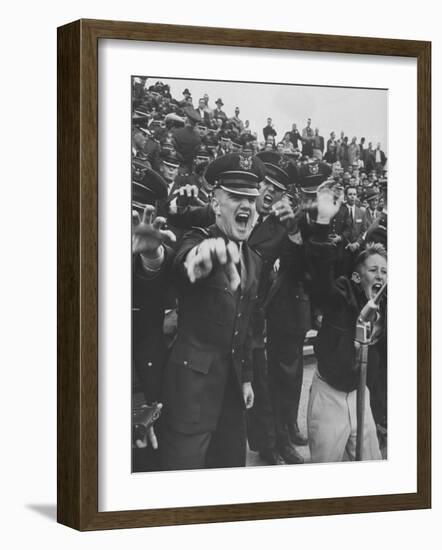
(238, 245, 246, 291)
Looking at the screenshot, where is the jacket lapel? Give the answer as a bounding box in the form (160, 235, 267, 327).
(249, 216, 277, 248)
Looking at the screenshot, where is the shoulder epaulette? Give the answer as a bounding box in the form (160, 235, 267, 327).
(191, 226, 210, 237)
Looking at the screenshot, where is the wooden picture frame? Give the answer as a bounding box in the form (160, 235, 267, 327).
(57, 18, 431, 531)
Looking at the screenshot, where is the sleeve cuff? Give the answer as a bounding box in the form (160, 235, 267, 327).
(140, 246, 165, 273)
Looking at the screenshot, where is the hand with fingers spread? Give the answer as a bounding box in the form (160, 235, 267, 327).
(316, 182, 344, 224)
(132, 204, 176, 256)
(184, 237, 241, 291)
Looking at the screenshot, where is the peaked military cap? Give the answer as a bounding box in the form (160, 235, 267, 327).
(295, 160, 333, 194)
(205, 153, 265, 197)
(256, 151, 290, 191)
(160, 148, 180, 168)
(132, 168, 168, 209)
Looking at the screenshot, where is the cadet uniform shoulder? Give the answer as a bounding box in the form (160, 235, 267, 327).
(190, 226, 210, 237)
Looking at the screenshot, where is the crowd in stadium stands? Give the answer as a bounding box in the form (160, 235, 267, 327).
(131, 77, 388, 472)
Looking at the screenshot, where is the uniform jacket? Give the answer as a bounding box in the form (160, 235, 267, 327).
(247, 215, 290, 347)
(172, 126, 201, 166)
(165, 203, 311, 339)
(163, 224, 262, 434)
(165, 205, 304, 344)
(132, 247, 175, 404)
(265, 239, 311, 335)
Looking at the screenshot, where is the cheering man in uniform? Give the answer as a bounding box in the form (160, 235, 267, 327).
(160, 153, 266, 470)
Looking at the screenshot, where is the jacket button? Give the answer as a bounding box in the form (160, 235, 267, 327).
(183, 360, 188, 366)
(147, 362, 152, 367)
(234, 330, 239, 335)
(237, 313, 242, 318)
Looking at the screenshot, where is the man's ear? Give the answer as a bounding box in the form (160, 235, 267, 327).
(351, 271, 361, 284)
(211, 195, 221, 217)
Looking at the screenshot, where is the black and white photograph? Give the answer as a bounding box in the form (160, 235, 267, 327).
(131, 75, 388, 473)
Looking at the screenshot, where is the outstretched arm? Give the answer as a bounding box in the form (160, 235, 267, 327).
(306, 183, 344, 306)
(184, 238, 241, 291)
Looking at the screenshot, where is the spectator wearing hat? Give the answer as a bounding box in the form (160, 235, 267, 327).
(179, 88, 192, 106)
(172, 106, 202, 171)
(362, 189, 380, 227)
(133, 122, 162, 172)
(263, 117, 277, 142)
(159, 153, 266, 470)
(132, 124, 149, 156)
(213, 98, 227, 122)
(158, 149, 180, 195)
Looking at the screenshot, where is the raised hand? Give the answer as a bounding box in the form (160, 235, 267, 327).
(132, 205, 176, 256)
(316, 181, 344, 224)
(184, 238, 241, 291)
(271, 194, 299, 233)
(272, 194, 294, 222)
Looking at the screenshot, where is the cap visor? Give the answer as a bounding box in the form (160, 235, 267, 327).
(300, 186, 319, 194)
(219, 185, 259, 197)
(265, 175, 286, 191)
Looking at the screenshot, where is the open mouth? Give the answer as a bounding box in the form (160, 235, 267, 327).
(262, 193, 274, 208)
(235, 211, 251, 231)
(371, 282, 383, 298)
